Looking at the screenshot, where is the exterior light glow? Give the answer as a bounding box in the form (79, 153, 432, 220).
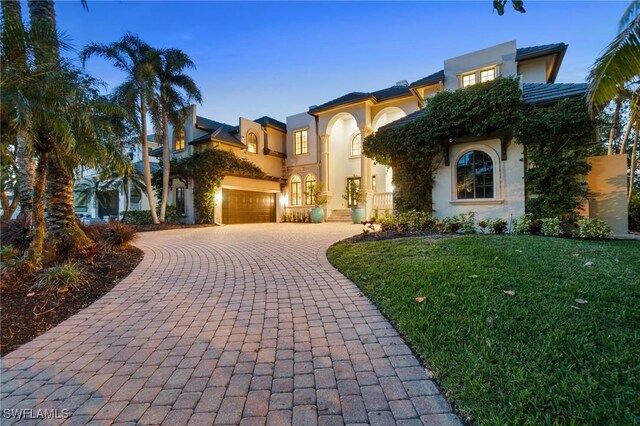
(215, 192, 222, 203)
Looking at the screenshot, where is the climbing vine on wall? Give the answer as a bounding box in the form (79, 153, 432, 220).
(515, 97, 601, 220)
(364, 77, 524, 212)
(153, 149, 265, 223)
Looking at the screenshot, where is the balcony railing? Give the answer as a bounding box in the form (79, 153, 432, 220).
(372, 192, 393, 210)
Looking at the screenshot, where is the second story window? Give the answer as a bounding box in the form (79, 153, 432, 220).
(461, 66, 497, 88)
(247, 132, 258, 153)
(174, 128, 185, 152)
(294, 129, 308, 155)
(351, 134, 362, 157)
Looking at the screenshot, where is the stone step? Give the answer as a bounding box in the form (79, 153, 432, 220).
(328, 209, 353, 222)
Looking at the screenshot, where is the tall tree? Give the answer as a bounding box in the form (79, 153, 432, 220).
(81, 33, 161, 224)
(28, 0, 95, 254)
(152, 48, 202, 222)
(1, 0, 34, 220)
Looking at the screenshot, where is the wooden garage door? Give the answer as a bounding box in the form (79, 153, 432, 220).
(221, 189, 276, 224)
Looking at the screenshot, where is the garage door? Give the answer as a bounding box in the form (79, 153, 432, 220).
(221, 189, 276, 224)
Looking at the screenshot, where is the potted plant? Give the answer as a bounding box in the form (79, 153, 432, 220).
(307, 183, 327, 223)
(343, 178, 367, 224)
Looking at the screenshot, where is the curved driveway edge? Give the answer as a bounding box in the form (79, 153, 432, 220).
(1, 223, 462, 426)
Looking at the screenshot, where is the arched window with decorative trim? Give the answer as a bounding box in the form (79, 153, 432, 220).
(174, 128, 185, 152)
(247, 132, 258, 153)
(351, 133, 362, 157)
(291, 175, 302, 206)
(456, 150, 494, 199)
(304, 174, 317, 205)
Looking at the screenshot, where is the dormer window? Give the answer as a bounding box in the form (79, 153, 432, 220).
(247, 132, 258, 153)
(461, 66, 497, 88)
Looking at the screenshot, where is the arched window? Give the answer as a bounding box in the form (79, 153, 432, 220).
(247, 132, 258, 153)
(456, 150, 494, 199)
(304, 174, 317, 205)
(174, 128, 185, 151)
(351, 133, 362, 156)
(291, 175, 302, 206)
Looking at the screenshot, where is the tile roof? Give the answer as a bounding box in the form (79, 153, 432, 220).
(515, 43, 567, 61)
(193, 116, 243, 147)
(381, 82, 587, 131)
(254, 116, 287, 132)
(521, 82, 588, 105)
(133, 160, 160, 174)
(409, 70, 445, 88)
(309, 92, 372, 113)
(308, 84, 414, 114)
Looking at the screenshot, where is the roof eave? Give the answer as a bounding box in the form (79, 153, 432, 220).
(308, 95, 375, 114)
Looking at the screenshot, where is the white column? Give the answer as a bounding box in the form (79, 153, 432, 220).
(359, 126, 374, 219)
(320, 134, 331, 194)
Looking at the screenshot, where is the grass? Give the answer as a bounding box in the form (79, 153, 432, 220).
(327, 235, 640, 425)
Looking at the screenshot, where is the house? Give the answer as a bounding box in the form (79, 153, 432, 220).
(163, 40, 600, 225)
(74, 136, 160, 221)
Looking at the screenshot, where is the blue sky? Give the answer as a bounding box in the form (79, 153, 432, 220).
(54, 1, 628, 124)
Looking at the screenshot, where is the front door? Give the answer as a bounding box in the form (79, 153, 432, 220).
(346, 177, 361, 208)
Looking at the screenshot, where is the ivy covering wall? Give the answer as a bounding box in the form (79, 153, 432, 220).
(364, 77, 599, 220)
(153, 148, 265, 223)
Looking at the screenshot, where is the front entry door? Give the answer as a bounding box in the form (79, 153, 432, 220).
(346, 177, 361, 208)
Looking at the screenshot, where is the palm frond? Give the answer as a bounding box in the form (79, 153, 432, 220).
(588, 15, 640, 112)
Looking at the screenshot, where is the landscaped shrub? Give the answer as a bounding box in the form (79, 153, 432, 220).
(123, 205, 184, 225)
(0, 215, 32, 251)
(97, 222, 136, 249)
(123, 210, 154, 225)
(377, 211, 397, 232)
(478, 218, 508, 234)
(0, 246, 20, 271)
(396, 210, 437, 232)
(31, 261, 87, 293)
(541, 217, 562, 237)
(513, 214, 542, 235)
(574, 218, 613, 239)
(629, 192, 640, 232)
(440, 212, 476, 234)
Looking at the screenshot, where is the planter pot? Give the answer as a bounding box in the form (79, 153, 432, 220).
(310, 207, 325, 223)
(351, 207, 365, 224)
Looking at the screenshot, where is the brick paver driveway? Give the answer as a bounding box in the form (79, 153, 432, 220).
(2, 223, 461, 426)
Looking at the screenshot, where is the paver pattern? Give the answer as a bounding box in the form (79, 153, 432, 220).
(1, 223, 462, 425)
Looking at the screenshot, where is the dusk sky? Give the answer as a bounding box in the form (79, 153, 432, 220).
(53, 1, 629, 125)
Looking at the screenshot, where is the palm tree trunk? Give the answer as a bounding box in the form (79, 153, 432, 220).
(608, 96, 622, 155)
(29, 151, 48, 266)
(619, 112, 635, 154)
(122, 178, 130, 221)
(160, 110, 170, 223)
(45, 153, 91, 250)
(1, 192, 19, 222)
(140, 100, 159, 223)
(16, 130, 35, 219)
(628, 120, 639, 206)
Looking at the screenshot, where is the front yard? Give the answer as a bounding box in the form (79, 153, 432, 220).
(328, 235, 640, 425)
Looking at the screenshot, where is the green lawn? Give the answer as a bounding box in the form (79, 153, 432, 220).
(327, 235, 640, 425)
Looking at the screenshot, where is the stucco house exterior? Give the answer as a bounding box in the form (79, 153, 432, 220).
(161, 40, 597, 225)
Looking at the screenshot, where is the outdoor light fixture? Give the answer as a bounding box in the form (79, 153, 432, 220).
(280, 194, 289, 206)
(215, 192, 222, 203)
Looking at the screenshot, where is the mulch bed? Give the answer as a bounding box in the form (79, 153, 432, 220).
(132, 223, 218, 232)
(0, 246, 143, 356)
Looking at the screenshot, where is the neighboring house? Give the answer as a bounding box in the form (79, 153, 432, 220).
(74, 136, 160, 221)
(165, 40, 599, 225)
(154, 107, 287, 224)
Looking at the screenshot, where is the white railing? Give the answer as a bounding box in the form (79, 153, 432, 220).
(373, 192, 393, 210)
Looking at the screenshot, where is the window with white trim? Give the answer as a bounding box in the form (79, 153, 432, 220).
(461, 67, 497, 88)
(291, 175, 302, 205)
(247, 132, 258, 153)
(294, 129, 308, 155)
(304, 174, 317, 205)
(351, 133, 362, 156)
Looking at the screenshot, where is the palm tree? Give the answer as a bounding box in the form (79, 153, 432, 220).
(1, 0, 35, 220)
(81, 33, 161, 224)
(588, 1, 640, 207)
(152, 48, 202, 222)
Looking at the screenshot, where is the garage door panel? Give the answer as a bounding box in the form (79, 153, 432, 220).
(222, 189, 276, 224)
